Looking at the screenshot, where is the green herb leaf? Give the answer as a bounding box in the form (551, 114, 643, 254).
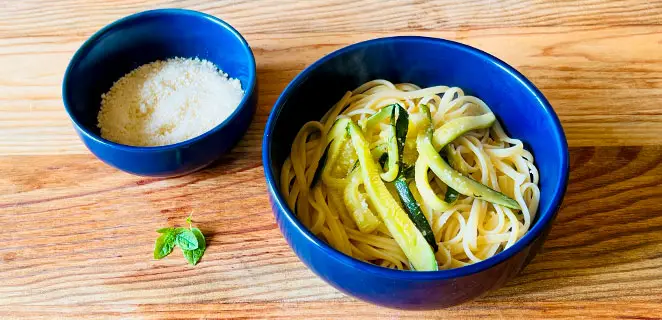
(154, 231, 176, 259)
(155, 216, 207, 265)
(175, 228, 199, 250)
(182, 228, 206, 265)
(186, 213, 193, 229)
(156, 227, 174, 234)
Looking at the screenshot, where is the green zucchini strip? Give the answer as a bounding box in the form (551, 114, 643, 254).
(362, 104, 401, 182)
(394, 176, 438, 252)
(418, 105, 520, 210)
(381, 126, 399, 182)
(445, 145, 468, 174)
(401, 165, 415, 180)
(444, 186, 459, 204)
(413, 109, 451, 211)
(393, 105, 408, 165)
(432, 112, 496, 151)
(442, 147, 460, 203)
(391, 105, 438, 251)
(414, 155, 452, 211)
(347, 121, 438, 271)
(321, 118, 353, 188)
(362, 104, 395, 133)
(310, 139, 332, 188)
(370, 144, 388, 159)
(378, 152, 389, 170)
(343, 170, 382, 233)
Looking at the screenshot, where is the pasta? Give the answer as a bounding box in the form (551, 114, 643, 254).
(280, 80, 540, 271)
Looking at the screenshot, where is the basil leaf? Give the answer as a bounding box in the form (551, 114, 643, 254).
(154, 231, 176, 259)
(175, 228, 198, 250)
(182, 228, 206, 265)
(157, 227, 174, 234)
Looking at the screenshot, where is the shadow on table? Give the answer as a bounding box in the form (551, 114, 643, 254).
(481, 146, 662, 301)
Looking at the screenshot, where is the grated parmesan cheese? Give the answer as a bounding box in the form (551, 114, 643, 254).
(97, 57, 244, 147)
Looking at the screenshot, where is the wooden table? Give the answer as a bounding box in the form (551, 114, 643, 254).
(2, 0, 662, 318)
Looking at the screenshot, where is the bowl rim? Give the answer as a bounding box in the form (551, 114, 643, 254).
(263, 36, 569, 280)
(61, 8, 257, 151)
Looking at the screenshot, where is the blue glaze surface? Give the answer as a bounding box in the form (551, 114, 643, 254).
(62, 9, 257, 177)
(262, 37, 568, 309)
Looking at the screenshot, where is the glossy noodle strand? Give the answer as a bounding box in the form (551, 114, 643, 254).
(280, 80, 540, 270)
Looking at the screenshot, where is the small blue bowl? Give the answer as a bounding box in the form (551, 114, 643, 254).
(263, 37, 569, 309)
(62, 9, 257, 177)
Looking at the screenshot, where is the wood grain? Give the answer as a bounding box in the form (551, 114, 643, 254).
(2, 0, 662, 318)
(1, 302, 661, 319)
(2, 0, 662, 38)
(2, 27, 662, 155)
(1, 147, 662, 316)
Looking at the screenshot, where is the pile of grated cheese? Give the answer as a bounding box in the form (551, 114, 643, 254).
(97, 57, 244, 147)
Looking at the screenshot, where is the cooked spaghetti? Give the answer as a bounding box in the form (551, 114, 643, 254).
(280, 80, 540, 271)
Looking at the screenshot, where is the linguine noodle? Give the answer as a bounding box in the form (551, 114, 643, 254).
(280, 80, 540, 270)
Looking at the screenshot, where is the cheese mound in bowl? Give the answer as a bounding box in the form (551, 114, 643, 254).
(62, 9, 256, 177)
(97, 57, 244, 147)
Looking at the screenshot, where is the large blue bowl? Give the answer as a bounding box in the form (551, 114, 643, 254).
(62, 9, 257, 177)
(263, 37, 569, 309)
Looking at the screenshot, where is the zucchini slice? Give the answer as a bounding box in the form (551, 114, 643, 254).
(362, 104, 396, 132)
(394, 176, 438, 252)
(444, 186, 459, 204)
(310, 139, 332, 188)
(391, 105, 438, 251)
(363, 104, 401, 182)
(418, 105, 520, 210)
(432, 112, 496, 151)
(347, 121, 438, 271)
(343, 170, 382, 233)
(414, 152, 451, 212)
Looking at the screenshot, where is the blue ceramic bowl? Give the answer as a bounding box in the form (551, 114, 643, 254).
(62, 9, 257, 177)
(263, 37, 569, 309)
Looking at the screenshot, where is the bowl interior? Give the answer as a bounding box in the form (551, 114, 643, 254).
(63, 9, 254, 139)
(266, 37, 567, 270)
